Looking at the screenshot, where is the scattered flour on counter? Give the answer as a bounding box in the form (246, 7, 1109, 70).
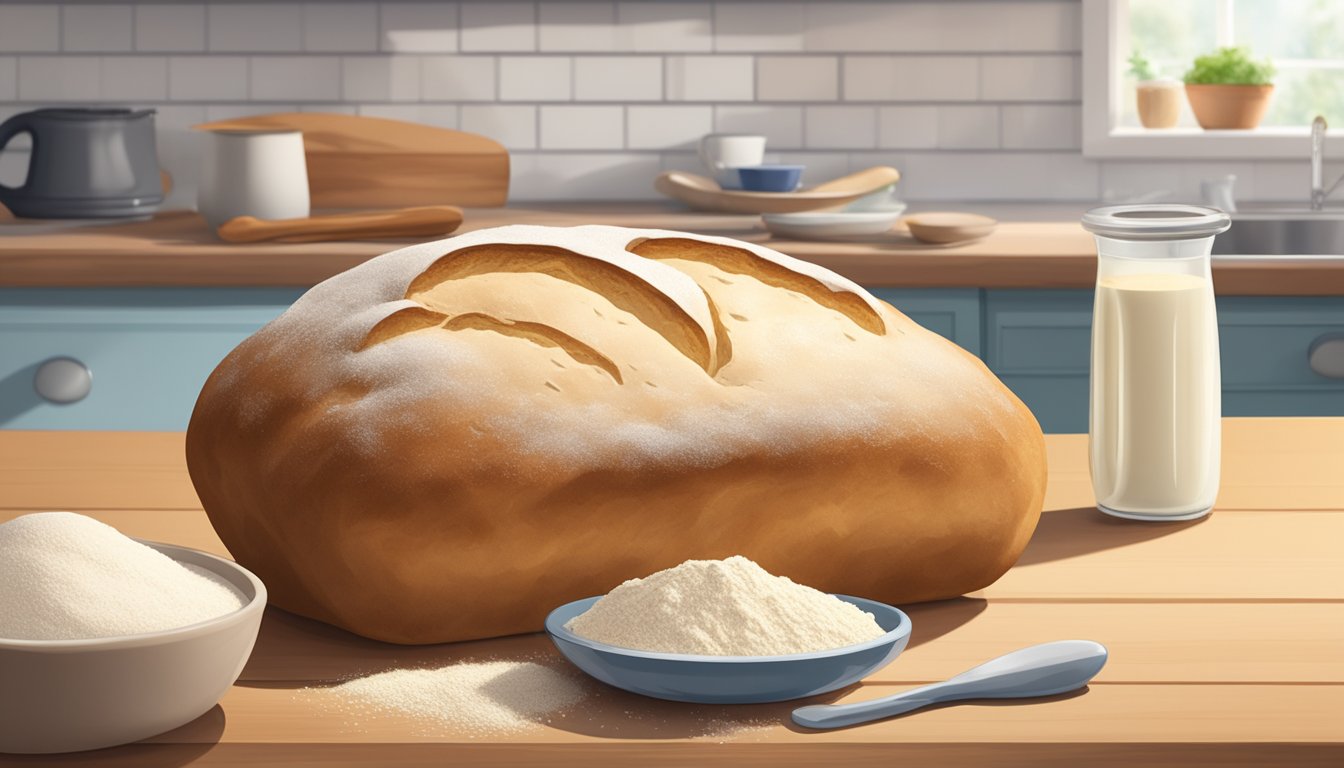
(0, 512, 245, 641)
(565, 555, 887, 656)
(322, 660, 588, 736)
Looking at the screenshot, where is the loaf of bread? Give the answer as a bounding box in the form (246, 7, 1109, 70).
(187, 225, 1046, 645)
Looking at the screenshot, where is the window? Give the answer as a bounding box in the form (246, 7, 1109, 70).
(1082, 0, 1344, 157)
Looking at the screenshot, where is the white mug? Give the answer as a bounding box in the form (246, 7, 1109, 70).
(699, 134, 766, 189)
(197, 129, 309, 229)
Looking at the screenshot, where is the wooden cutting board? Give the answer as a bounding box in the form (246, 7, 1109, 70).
(193, 113, 509, 209)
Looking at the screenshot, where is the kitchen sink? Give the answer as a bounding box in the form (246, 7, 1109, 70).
(1213, 208, 1344, 257)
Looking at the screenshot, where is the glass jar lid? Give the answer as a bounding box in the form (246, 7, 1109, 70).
(1081, 204, 1230, 241)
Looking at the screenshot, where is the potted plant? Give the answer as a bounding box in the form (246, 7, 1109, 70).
(1129, 51, 1181, 129)
(1183, 46, 1276, 130)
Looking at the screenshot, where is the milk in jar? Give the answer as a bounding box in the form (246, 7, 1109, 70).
(1081, 206, 1231, 521)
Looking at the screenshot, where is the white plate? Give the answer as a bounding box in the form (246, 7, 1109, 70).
(761, 210, 904, 240)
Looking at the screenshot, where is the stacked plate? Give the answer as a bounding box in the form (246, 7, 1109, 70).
(761, 185, 907, 240)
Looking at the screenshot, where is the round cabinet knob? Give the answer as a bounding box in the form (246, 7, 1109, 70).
(1308, 333, 1344, 379)
(33, 357, 93, 404)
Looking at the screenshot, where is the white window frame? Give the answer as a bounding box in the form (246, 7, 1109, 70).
(1082, 0, 1344, 159)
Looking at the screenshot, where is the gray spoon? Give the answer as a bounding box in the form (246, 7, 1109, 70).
(792, 640, 1108, 730)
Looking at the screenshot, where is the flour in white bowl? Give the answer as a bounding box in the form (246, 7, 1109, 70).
(564, 555, 886, 656)
(0, 512, 245, 641)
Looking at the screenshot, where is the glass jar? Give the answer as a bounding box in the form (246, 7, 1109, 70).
(1080, 205, 1231, 521)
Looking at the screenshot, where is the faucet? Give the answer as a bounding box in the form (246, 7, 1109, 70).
(1311, 115, 1344, 210)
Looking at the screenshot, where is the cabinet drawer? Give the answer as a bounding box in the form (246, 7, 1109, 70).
(0, 289, 302, 431)
(985, 290, 1344, 431)
(1218, 297, 1344, 392)
(868, 288, 982, 356)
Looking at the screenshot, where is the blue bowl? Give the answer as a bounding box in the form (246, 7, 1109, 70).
(545, 595, 911, 704)
(737, 164, 805, 193)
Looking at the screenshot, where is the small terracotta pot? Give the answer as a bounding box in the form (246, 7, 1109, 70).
(1136, 81, 1182, 129)
(1184, 84, 1274, 130)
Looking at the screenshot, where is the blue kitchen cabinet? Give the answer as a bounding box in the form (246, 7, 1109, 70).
(0, 288, 303, 431)
(985, 290, 1344, 433)
(868, 288, 982, 356)
(2, 286, 1341, 432)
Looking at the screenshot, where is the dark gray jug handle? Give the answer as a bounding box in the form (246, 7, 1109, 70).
(0, 113, 34, 194)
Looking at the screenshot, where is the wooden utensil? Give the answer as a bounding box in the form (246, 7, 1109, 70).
(904, 212, 998, 244)
(216, 206, 464, 244)
(655, 166, 901, 214)
(193, 113, 509, 209)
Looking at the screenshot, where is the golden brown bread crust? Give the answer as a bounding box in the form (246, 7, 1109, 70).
(187, 225, 1046, 645)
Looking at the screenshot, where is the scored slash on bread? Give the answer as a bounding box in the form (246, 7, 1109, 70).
(360, 229, 888, 382)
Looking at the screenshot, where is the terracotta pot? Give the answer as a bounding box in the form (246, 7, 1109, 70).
(1184, 84, 1274, 130)
(1136, 81, 1182, 129)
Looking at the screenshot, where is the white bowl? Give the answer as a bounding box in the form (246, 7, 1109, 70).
(762, 210, 904, 240)
(0, 541, 266, 754)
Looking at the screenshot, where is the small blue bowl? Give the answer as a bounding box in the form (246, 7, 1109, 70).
(737, 164, 805, 193)
(545, 595, 911, 704)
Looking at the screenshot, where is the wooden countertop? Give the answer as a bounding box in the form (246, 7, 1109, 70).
(1, 418, 1341, 766)
(2, 206, 1342, 294)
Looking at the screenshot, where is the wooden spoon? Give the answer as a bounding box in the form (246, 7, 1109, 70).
(217, 206, 464, 243)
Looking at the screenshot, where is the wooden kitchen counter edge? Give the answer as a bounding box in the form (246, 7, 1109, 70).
(2, 206, 1342, 294)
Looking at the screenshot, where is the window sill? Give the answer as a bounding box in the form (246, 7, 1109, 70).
(1084, 127, 1344, 160)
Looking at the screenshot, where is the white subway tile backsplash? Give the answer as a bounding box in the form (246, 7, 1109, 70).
(878, 106, 938, 149)
(757, 56, 836, 102)
(380, 2, 458, 53)
(342, 56, 420, 101)
(714, 2, 805, 52)
(250, 56, 340, 101)
(1253, 161, 1308, 202)
(714, 104, 804, 149)
(17, 57, 101, 101)
(804, 1, 1078, 53)
(666, 56, 753, 101)
(0, 59, 14, 102)
(500, 56, 572, 101)
(100, 56, 168, 101)
(627, 105, 711, 149)
(357, 103, 459, 128)
(511, 151, 661, 200)
(539, 2, 618, 52)
(303, 3, 378, 52)
(843, 56, 979, 101)
(0, 5, 60, 52)
(421, 56, 497, 101)
(1001, 104, 1080, 149)
(170, 56, 248, 101)
(209, 4, 303, 52)
(937, 105, 999, 149)
(135, 4, 206, 52)
(804, 105, 876, 149)
(0, 0, 1252, 206)
(461, 2, 536, 52)
(461, 104, 537, 149)
(204, 103, 295, 122)
(1099, 160, 1258, 204)
(616, 2, 712, 52)
(540, 105, 624, 149)
(904, 152, 1099, 200)
(574, 56, 661, 101)
(63, 4, 133, 52)
(980, 55, 1080, 101)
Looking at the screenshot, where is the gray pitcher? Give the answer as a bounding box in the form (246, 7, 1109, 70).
(0, 108, 163, 219)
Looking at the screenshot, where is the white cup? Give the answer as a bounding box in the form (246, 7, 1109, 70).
(699, 134, 766, 189)
(197, 129, 310, 229)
